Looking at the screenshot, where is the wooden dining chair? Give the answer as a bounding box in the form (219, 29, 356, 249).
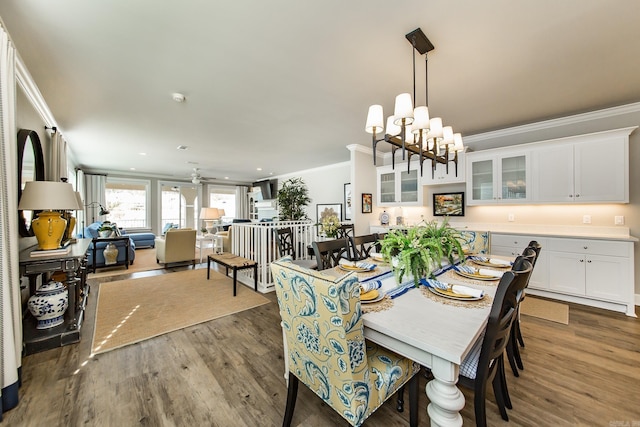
(335, 223, 355, 239)
(375, 232, 387, 251)
(274, 227, 317, 270)
(312, 238, 350, 270)
(508, 244, 542, 376)
(270, 257, 421, 427)
(458, 256, 533, 427)
(349, 234, 379, 261)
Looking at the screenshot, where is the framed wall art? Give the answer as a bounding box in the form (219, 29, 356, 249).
(344, 183, 352, 220)
(361, 193, 372, 213)
(316, 203, 342, 223)
(433, 192, 465, 216)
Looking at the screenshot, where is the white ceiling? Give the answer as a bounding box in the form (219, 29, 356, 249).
(2, 1, 640, 184)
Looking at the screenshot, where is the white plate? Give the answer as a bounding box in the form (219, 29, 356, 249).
(339, 265, 375, 273)
(472, 259, 511, 268)
(428, 286, 484, 301)
(361, 293, 385, 304)
(454, 270, 500, 281)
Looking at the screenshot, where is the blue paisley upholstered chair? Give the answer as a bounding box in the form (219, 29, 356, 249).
(270, 257, 421, 427)
(458, 230, 490, 254)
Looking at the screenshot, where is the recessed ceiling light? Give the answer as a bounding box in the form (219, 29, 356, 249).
(138, 152, 146, 156)
(224, 177, 229, 180)
(130, 167, 136, 170)
(256, 167, 262, 171)
(172, 92, 186, 103)
(177, 145, 188, 150)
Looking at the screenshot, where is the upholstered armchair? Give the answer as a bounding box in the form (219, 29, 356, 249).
(270, 257, 420, 426)
(155, 228, 196, 266)
(215, 226, 232, 253)
(459, 230, 490, 254)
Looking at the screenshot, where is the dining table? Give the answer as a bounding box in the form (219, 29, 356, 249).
(353, 255, 514, 427)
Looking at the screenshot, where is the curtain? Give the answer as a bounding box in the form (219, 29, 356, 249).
(0, 25, 22, 419)
(83, 173, 107, 225)
(47, 128, 67, 182)
(75, 169, 86, 237)
(235, 185, 249, 219)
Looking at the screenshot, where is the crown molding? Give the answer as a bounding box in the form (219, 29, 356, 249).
(15, 55, 57, 128)
(464, 102, 640, 144)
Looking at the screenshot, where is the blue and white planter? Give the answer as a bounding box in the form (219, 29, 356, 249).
(27, 280, 69, 329)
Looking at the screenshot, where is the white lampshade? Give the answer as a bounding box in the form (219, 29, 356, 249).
(386, 116, 401, 136)
(428, 117, 443, 139)
(18, 181, 79, 211)
(393, 93, 414, 125)
(442, 126, 454, 143)
(411, 106, 430, 133)
(200, 207, 220, 220)
(453, 133, 464, 152)
(365, 105, 384, 134)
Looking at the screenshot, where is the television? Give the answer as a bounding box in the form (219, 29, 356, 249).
(253, 179, 278, 200)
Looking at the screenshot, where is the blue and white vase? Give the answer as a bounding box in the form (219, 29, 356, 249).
(27, 280, 68, 329)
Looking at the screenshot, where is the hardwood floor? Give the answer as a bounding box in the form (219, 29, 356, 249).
(6, 263, 640, 426)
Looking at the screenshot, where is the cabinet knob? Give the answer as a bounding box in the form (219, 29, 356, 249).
(580, 259, 584, 262)
(569, 194, 573, 198)
(587, 260, 592, 263)
(583, 246, 588, 250)
(576, 194, 580, 198)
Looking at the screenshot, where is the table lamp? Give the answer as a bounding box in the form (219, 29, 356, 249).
(18, 181, 79, 250)
(200, 207, 220, 234)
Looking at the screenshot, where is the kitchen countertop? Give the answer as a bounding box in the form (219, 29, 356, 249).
(370, 222, 638, 242)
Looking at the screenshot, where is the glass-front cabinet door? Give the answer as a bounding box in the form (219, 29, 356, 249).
(466, 151, 530, 205)
(399, 169, 419, 203)
(376, 164, 422, 206)
(469, 158, 495, 203)
(501, 155, 527, 201)
(379, 171, 396, 204)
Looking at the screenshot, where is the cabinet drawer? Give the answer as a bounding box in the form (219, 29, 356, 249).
(547, 238, 629, 257)
(490, 234, 535, 249)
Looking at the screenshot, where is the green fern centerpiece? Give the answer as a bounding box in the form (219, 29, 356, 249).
(379, 219, 464, 287)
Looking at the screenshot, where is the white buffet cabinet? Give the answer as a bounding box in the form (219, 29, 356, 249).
(491, 232, 636, 317)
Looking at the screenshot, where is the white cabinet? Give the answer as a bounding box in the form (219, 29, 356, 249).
(421, 151, 466, 185)
(490, 234, 548, 290)
(466, 150, 530, 205)
(531, 129, 630, 203)
(543, 237, 635, 316)
(376, 164, 423, 206)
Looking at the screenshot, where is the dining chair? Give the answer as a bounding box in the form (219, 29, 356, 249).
(274, 227, 317, 270)
(312, 238, 350, 270)
(335, 223, 355, 239)
(349, 234, 379, 261)
(458, 256, 533, 427)
(270, 257, 421, 427)
(375, 232, 387, 251)
(507, 244, 542, 376)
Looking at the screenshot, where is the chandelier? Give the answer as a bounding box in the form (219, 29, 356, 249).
(365, 28, 464, 177)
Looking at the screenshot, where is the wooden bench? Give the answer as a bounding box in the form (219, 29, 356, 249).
(207, 253, 258, 296)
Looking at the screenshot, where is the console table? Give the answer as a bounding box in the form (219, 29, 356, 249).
(91, 235, 130, 273)
(19, 238, 91, 355)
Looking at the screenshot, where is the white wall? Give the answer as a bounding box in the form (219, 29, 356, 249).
(273, 162, 350, 223)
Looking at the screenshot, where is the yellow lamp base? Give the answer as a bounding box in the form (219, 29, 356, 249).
(31, 211, 68, 250)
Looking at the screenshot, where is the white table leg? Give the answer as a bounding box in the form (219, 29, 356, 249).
(426, 356, 465, 427)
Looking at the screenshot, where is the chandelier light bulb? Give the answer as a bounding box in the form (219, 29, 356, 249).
(412, 106, 430, 134)
(386, 116, 401, 136)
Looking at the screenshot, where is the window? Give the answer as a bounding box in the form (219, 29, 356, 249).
(208, 186, 236, 220)
(105, 178, 150, 230)
(160, 182, 199, 231)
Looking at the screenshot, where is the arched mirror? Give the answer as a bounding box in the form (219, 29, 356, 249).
(17, 129, 45, 237)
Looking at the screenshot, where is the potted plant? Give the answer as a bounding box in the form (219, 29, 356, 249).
(98, 222, 114, 238)
(379, 218, 464, 287)
(277, 177, 311, 221)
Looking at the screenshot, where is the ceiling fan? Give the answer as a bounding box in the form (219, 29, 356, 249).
(190, 168, 216, 184)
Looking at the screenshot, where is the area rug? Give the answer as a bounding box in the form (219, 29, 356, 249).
(88, 246, 214, 279)
(91, 268, 270, 354)
(520, 296, 569, 325)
